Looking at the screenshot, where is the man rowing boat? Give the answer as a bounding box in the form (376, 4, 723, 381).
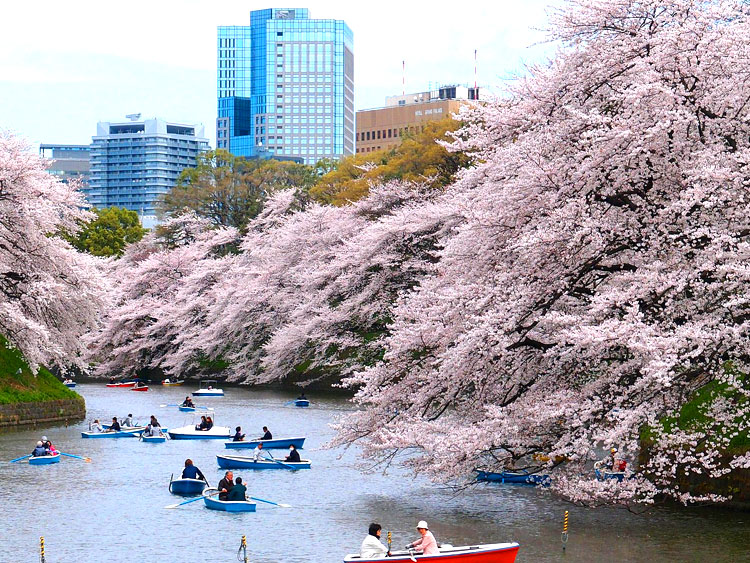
(360, 523, 390, 558)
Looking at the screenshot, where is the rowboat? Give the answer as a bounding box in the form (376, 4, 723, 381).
(168, 424, 231, 440)
(141, 434, 166, 443)
(131, 385, 149, 392)
(29, 453, 61, 465)
(216, 453, 311, 470)
(594, 461, 627, 481)
(294, 399, 309, 407)
(344, 542, 520, 562)
(81, 427, 145, 438)
(162, 379, 185, 386)
(202, 488, 256, 512)
(63, 381, 76, 388)
(476, 470, 550, 486)
(224, 436, 305, 450)
(169, 476, 208, 496)
(192, 379, 224, 397)
(179, 406, 196, 412)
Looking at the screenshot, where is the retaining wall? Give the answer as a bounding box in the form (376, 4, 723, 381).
(0, 398, 85, 427)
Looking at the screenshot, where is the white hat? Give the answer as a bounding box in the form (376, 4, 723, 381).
(417, 521, 428, 529)
(42, 436, 48, 441)
(36, 441, 43, 446)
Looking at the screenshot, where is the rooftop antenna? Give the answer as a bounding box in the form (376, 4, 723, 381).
(126, 113, 141, 121)
(474, 49, 478, 95)
(402, 60, 405, 97)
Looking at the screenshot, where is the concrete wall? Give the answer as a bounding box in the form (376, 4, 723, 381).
(0, 398, 85, 427)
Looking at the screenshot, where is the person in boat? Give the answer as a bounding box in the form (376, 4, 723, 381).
(122, 414, 134, 427)
(604, 448, 626, 472)
(181, 459, 206, 481)
(195, 416, 209, 431)
(89, 419, 103, 433)
(181, 396, 194, 408)
(32, 441, 47, 457)
(205, 416, 214, 430)
(360, 523, 390, 558)
(218, 471, 234, 501)
(144, 424, 161, 437)
(108, 417, 121, 432)
(233, 426, 245, 442)
(227, 476, 247, 501)
(406, 521, 439, 555)
(252, 442, 273, 462)
(41, 436, 57, 455)
(109, 377, 116, 384)
(260, 426, 272, 440)
(285, 444, 301, 463)
(150, 415, 161, 428)
(297, 392, 307, 400)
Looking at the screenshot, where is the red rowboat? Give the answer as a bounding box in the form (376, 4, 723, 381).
(106, 383, 119, 388)
(118, 381, 137, 388)
(131, 385, 149, 392)
(344, 542, 519, 562)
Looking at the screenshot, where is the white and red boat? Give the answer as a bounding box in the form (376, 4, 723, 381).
(344, 542, 519, 562)
(131, 385, 149, 392)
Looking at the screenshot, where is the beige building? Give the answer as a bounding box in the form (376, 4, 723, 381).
(356, 85, 479, 154)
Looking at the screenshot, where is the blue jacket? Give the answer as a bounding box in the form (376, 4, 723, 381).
(182, 465, 205, 480)
(32, 446, 47, 457)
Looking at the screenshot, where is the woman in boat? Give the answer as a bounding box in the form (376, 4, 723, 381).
(195, 416, 208, 431)
(233, 426, 245, 442)
(285, 444, 301, 463)
(181, 396, 194, 408)
(360, 523, 390, 558)
(205, 416, 214, 430)
(181, 459, 206, 481)
(31, 441, 47, 457)
(406, 521, 439, 555)
(108, 417, 121, 432)
(260, 426, 272, 440)
(150, 415, 161, 428)
(89, 419, 103, 432)
(41, 437, 57, 455)
(227, 476, 247, 501)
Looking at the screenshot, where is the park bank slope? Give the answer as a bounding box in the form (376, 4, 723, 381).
(0, 335, 85, 427)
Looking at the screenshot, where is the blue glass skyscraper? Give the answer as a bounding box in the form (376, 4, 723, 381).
(217, 8, 354, 165)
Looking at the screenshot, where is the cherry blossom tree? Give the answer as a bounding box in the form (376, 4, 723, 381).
(0, 132, 106, 371)
(332, 0, 750, 506)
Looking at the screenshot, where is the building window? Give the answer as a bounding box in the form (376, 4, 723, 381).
(377, 131, 381, 139)
(388, 129, 392, 138)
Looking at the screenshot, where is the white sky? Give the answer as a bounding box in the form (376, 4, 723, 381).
(0, 1, 560, 147)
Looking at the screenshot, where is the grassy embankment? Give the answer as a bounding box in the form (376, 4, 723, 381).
(0, 334, 79, 404)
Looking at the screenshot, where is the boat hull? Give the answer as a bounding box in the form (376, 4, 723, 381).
(131, 386, 149, 392)
(168, 425, 231, 440)
(141, 435, 166, 443)
(162, 380, 184, 386)
(217, 454, 311, 470)
(294, 399, 309, 407)
(178, 406, 196, 412)
(29, 453, 61, 465)
(192, 389, 224, 396)
(81, 428, 144, 438)
(202, 489, 256, 512)
(476, 470, 550, 486)
(224, 437, 305, 450)
(64, 382, 76, 388)
(169, 478, 207, 496)
(344, 543, 520, 562)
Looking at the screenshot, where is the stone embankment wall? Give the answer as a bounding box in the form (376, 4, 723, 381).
(0, 398, 85, 427)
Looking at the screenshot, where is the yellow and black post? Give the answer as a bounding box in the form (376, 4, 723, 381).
(240, 534, 248, 563)
(39, 536, 46, 563)
(561, 510, 569, 551)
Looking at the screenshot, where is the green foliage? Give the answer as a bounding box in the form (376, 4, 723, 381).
(0, 335, 80, 404)
(67, 206, 146, 257)
(310, 117, 472, 206)
(160, 149, 317, 231)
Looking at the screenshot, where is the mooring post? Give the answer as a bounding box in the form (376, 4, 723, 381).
(561, 510, 569, 551)
(40, 536, 46, 563)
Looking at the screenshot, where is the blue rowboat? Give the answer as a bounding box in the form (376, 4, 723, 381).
(169, 477, 207, 496)
(29, 453, 61, 465)
(216, 454, 311, 470)
(203, 488, 256, 512)
(168, 425, 231, 440)
(141, 435, 166, 443)
(224, 436, 305, 450)
(294, 399, 309, 407)
(63, 382, 76, 388)
(179, 406, 196, 412)
(81, 428, 144, 438)
(476, 470, 550, 486)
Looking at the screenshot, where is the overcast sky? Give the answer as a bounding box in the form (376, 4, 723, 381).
(0, 1, 560, 148)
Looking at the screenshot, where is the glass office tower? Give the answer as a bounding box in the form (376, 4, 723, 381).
(87, 118, 209, 229)
(217, 8, 354, 165)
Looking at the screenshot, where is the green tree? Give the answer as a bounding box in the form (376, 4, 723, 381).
(160, 149, 317, 231)
(68, 206, 146, 257)
(310, 117, 472, 206)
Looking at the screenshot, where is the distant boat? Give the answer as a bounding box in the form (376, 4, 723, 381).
(169, 476, 208, 496)
(594, 461, 627, 481)
(141, 434, 166, 443)
(161, 379, 185, 386)
(63, 380, 76, 388)
(192, 379, 224, 397)
(168, 424, 231, 440)
(224, 437, 305, 450)
(29, 453, 61, 465)
(131, 385, 149, 392)
(476, 470, 550, 486)
(294, 399, 309, 407)
(216, 453, 311, 470)
(81, 427, 145, 438)
(343, 542, 520, 562)
(202, 488, 256, 512)
(178, 406, 196, 412)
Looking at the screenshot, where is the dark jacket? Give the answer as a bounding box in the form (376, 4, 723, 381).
(182, 465, 205, 480)
(261, 430, 272, 440)
(110, 421, 121, 431)
(227, 483, 247, 501)
(233, 431, 245, 442)
(205, 420, 214, 430)
(218, 477, 234, 501)
(32, 446, 47, 457)
(286, 449, 301, 463)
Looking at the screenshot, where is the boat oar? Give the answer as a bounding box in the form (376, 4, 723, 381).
(59, 452, 92, 463)
(165, 490, 220, 509)
(10, 454, 31, 463)
(249, 496, 292, 508)
(160, 403, 179, 407)
(269, 458, 299, 470)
